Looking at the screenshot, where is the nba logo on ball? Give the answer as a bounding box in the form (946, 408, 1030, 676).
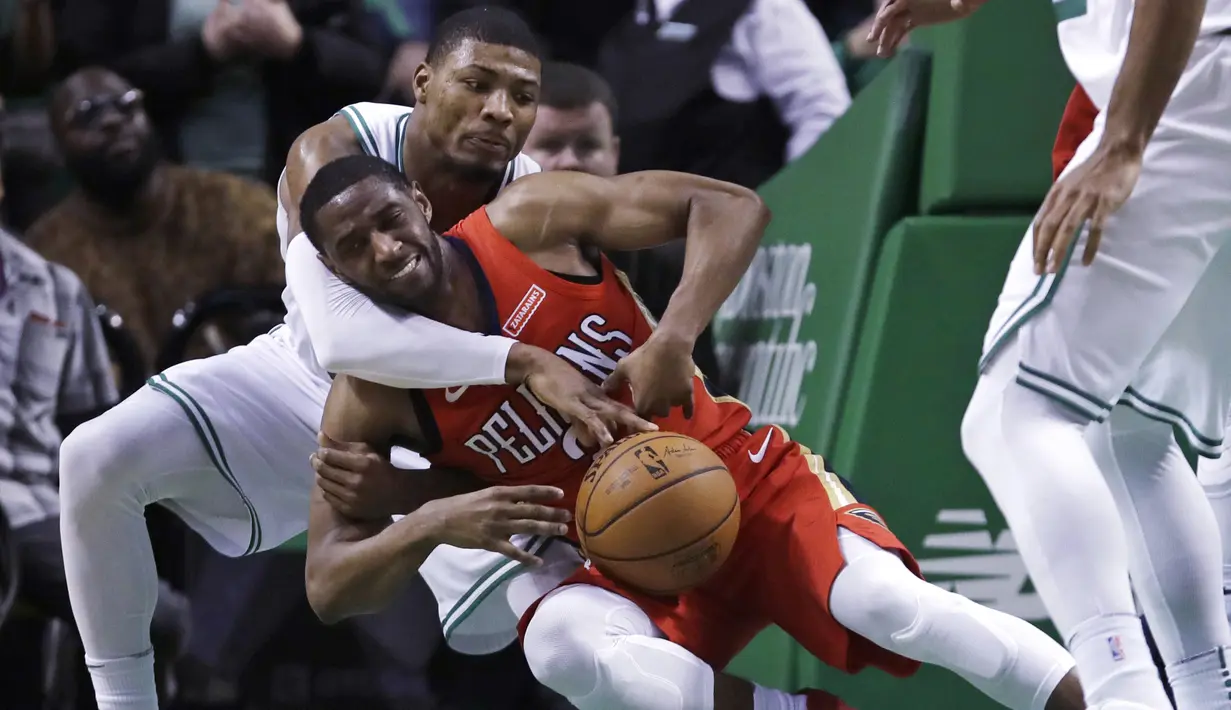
(633, 445, 668, 479)
(576, 433, 741, 595)
(1107, 635, 1126, 662)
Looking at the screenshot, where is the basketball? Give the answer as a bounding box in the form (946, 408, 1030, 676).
(576, 432, 741, 596)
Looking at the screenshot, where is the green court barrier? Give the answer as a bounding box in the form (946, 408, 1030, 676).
(719, 51, 931, 690)
(912, 0, 1072, 214)
(796, 216, 1057, 709)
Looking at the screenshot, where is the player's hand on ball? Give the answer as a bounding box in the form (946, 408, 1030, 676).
(1032, 144, 1142, 275)
(313, 434, 411, 519)
(604, 331, 696, 419)
(518, 345, 657, 448)
(421, 486, 571, 566)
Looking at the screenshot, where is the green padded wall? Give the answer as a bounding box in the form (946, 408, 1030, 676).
(796, 216, 1058, 708)
(913, 1, 1072, 214)
(718, 53, 932, 690)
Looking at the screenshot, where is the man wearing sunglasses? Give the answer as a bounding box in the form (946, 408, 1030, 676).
(24, 68, 284, 368)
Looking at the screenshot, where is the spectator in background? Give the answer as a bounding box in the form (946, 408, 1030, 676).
(25, 68, 282, 370)
(524, 61, 725, 385)
(1, 0, 66, 231)
(55, 0, 392, 185)
(597, 0, 850, 188)
(361, 0, 434, 103)
(0, 144, 190, 705)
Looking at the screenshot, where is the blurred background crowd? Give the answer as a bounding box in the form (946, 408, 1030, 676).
(0, 0, 877, 707)
(0, 0, 1081, 708)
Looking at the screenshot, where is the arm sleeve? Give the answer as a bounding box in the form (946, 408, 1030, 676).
(284, 234, 515, 388)
(734, 0, 852, 161)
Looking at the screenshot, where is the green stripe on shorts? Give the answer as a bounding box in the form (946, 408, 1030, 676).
(147, 374, 263, 555)
(441, 536, 550, 640)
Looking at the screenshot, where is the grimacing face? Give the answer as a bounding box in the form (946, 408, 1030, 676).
(414, 39, 541, 178)
(523, 102, 619, 177)
(314, 177, 445, 311)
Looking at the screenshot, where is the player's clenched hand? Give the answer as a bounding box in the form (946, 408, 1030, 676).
(513, 344, 657, 448)
(313, 434, 410, 520)
(1032, 144, 1142, 275)
(604, 331, 696, 420)
(419, 486, 571, 566)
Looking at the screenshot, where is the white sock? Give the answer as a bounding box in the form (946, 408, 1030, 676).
(1068, 614, 1172, 708)
(753, 686, 807, 710)
(1166, 646, 1231, 709)
(86, 651, 158, 710)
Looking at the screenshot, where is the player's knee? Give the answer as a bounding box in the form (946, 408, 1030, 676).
(522, 588, 607, 700)
(59, 413, 127, 514)
(831, 547, 922, 645)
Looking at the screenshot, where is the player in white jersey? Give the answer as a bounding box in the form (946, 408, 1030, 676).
(872, 0, 1231, 708)
(56, 9, 658, 710)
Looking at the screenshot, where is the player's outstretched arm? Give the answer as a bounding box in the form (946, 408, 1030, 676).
(488, 170, 771, 417)
(278, 118, 518, 389)
(305, 375, 570, 624)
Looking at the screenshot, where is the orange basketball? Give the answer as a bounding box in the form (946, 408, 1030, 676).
(576, 432, 740, 596)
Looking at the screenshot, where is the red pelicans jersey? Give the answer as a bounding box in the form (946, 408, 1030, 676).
(415, 207, 753, 508)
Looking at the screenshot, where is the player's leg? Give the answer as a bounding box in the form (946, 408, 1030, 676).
(58, 385, 253, 710)
(826, 527, 1082, 710)
(1088, 406, 1231, 709)
(522, 583, 847, 710)
(964, 338, 1168, 708)
(60, 337, 325, 710)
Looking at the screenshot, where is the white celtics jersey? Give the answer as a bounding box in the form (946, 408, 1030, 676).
(1054, 0, 1231, 111)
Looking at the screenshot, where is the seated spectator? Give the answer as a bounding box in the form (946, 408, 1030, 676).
(25, 68, 282, 370)
(523, 60, 725, 386)
(55, 0, 393, 185)
(597, 0, 851, 188)
(0, 147, 189, 704)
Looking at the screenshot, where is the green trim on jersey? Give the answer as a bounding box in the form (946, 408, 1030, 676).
(338, 105, 379, 156)
(147, 374, 263, 555)
(395, 112, 411, 174)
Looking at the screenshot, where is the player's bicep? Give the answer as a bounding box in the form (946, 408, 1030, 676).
(320, 374, 405, 447)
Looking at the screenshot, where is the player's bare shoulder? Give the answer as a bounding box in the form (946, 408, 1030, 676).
(280, 117, 364, 232)
(485, 171, 615, 251)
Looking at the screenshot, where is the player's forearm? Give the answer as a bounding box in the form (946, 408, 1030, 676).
(656, 187, 770, 345)
(285, 237, 514, 387)
(306, 513, 440, 624)
(1099, 0, 1205, 157)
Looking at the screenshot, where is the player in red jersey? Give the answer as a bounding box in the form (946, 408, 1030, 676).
(301, 154, 1084, 710)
